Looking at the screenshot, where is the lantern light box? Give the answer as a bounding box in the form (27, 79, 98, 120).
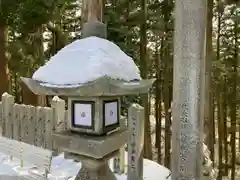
(72, 101, 95, 129)
(103, 100, 119, 127)
(69, 97, 120, 135)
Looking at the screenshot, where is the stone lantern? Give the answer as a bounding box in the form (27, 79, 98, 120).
(21, 36, 155, 180)
(68, 96, 121, 135)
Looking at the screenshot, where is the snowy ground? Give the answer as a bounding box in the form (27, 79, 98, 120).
(0, 152, 171, 180)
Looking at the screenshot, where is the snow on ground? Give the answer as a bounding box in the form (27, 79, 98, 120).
(32, 36, 141, 86)
(0, 152, 171, 180)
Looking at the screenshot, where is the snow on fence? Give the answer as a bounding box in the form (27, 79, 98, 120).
(0, 93, 145, 178)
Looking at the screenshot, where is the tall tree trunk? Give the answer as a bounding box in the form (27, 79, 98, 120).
(82, 0, 103, 23)
(0, 25, 9, 96)
(163, 0, 172, 168)
(154, 41, 162, 163)
(215, 1, 221, 167)
(205, 0, 214, 161)
(217, 89, 223, 179)
(140, 0, 153, 160)
(223, 75, 229, 175)
(22, 27, 44, 106)
(13, 73, 20, 103)
(230, 17, 238, 180)
(163, 66, 172, 168)
(37, 27, 47, 106)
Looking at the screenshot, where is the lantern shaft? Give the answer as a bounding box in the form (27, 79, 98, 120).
(171, 0, 207, 179)
(82, 0, 106, 38)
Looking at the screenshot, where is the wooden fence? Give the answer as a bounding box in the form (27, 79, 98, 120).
(0, 93, 66, 153)
(0, 93, 144, 178)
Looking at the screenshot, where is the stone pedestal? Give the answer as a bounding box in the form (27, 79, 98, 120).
(68, 151, 118, 180)
(53, 129, 128, 180)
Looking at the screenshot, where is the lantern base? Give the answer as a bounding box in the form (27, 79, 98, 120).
(53, 129, 128, 159)
(53, 130, 128, 179)
(67, 151, 118, 180)
(76, 165, 116, 180)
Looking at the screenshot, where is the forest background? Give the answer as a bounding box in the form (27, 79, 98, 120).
(0, 0, 239, 179)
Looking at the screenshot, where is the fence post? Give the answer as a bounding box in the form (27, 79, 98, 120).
(35, 107, 45, 147)
(27, 106, 36, 145)
(51, 96, 65, 155)
(127, 104, 144, 180)
(2, 93, 14, 138)
(44, 107, 53, 150)
(13, 104, 21, 141)
(113, 116, 126, 174)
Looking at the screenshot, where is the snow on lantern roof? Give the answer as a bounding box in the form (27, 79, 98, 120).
(21, 36, 155, 96)
(32, 36, 141, 86)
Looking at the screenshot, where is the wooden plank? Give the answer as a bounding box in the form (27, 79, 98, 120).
(27, 106, 36, 145)
(35, 107, 45, 147)
(51, 96, 65, 132)
(0, 136, 52, 171)
(44, 107, 53, 150)
(20, 105, 29, 144)
(13, 104, 21, 141)
(2, 93, 14, 138)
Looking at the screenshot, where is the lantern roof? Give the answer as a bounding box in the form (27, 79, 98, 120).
(21, 76, 155, 96)
(21, 36, 155, 96)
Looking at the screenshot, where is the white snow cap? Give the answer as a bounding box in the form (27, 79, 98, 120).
(32, 36, 141, 86)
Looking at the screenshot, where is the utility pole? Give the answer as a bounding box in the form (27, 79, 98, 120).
(171, 0, 207, 179)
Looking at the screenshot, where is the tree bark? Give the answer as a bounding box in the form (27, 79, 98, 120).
(204, 0, 214, 161)
(215, 1, 222, 166)
(217, 89, 223, 180)
(162, 0, 173, 169)
(163, 65, 172, 168)
(230, 17, 238, 180)
(154, 42, 162, 163)
(21, 27, 44, 106)
(140, 0, 153, 160)
(0, 25, 9, 96)
(82, 0, 103, 23)
(223, 75, 228, 175)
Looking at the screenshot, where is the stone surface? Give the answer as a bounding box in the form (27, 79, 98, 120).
(74, 151, 118, 180)
(82, 21, 107, 39)
(127, 104, 144, 180)
(171, 0, 207, 179)
(53, 129, 128, 159)
(20, 77, 155, 96)
(76, 163, 116, 180)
